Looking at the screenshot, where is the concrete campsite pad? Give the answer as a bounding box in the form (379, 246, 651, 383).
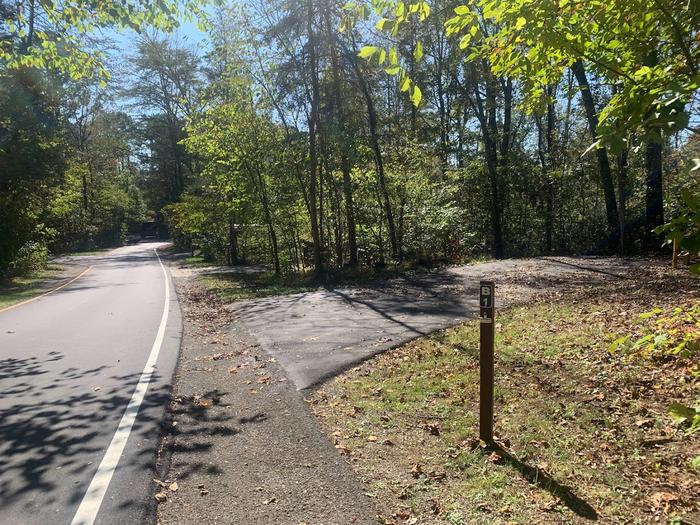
(233, 257, 652, 390)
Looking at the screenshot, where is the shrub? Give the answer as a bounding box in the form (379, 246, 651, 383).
(7, 241, 49, 278)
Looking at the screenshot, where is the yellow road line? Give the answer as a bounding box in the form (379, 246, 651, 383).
(0, 265, 93, 314)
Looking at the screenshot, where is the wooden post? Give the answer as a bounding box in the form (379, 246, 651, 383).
(479, 281, 495, 444)
(672, 238, 679, 269)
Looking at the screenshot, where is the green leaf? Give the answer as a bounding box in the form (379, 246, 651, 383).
(691, 455, 700, 471)
(358, 46, 379, 59)
(414, 41, 424, 62)
(515, 16, 526, 30)
(608, 335, 629, 353)
(389, 47, 398, 65)
(410, 84, 422, 106)
(668, 403, 697, 424)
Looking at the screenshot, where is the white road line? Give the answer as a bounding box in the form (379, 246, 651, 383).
(71, 249, 171, 525)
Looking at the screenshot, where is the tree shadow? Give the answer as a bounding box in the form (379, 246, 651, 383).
(484, 442, 598, 520)
(0, 352, 173, 515)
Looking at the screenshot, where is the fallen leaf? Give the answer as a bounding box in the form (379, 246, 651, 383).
(486, 451, 502, 464)
(426, 423, 441, 436)
(428, 470, 446, 482)
(649, 491, 679, 511)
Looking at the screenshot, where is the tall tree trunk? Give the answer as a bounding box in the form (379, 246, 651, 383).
(571, 60, 620, 244)
(341, 156, 358, 266)
(644, 139, 664, 250)
(537, 86, 556, 254)
(350, 45, 399, 261)
(255, 168, 281, 275)
(306, 0, 323, 275)
(325, 10, 358, 267)
(617, 148, 628, 254)
(482, 71, 505, 258)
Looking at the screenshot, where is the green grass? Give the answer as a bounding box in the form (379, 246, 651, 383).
(0, 264, 65, 309)
(201, 271, 318, 301)
(63, 250, 105, 256)
(198, 264, 437, 302)
(312, 295, 700, 524)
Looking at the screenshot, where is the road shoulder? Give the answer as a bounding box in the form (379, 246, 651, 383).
(0, 260, 91, 311)
(155, 269, 377, 525)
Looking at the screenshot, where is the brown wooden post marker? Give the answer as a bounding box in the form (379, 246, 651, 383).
(479, 281, 495, 444)
(672, 238, 679, 269)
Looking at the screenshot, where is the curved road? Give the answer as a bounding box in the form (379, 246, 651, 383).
(0, 242, 181, 525)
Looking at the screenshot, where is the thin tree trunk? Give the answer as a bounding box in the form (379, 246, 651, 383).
(350, 44, 399, 261)
(617, 148, 628, 254)
(257, 173, 281, 274)
(571, 60, 620, 243)
(307, 0, 323, 275)
(228, 215, 240, 265)
(537, 86, 556, 254)
(644, 140, 664, 250)
(325, 11, 358, 267)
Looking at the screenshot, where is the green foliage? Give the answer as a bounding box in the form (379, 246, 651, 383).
(655, 181, 700, 273)
(6, 241, 48, 279)
(0, 69, 63, 277)
(609, 304, 700, 359)
(668, 403, 700, 434)
(0, 0, 203, 80)
(164, 195, 228, 261)
(361, 0, 699, 150)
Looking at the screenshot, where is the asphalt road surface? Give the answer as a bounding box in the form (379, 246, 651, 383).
(235, 257, 637, 390)
(0, 242, 181, 525)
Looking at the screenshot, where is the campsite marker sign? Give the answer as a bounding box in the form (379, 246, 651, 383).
(479, 281, 495, 443)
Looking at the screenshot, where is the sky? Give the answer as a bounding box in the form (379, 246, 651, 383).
(102, 10, 210, 61)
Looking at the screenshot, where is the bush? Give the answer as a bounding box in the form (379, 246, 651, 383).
(7, 241, 49, 278)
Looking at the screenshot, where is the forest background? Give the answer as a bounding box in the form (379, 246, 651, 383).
(1, 0, 699, 279)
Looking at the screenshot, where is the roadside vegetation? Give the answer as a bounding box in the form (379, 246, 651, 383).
(0, 264, 68, 309)
(177, 252, 442, 301)
(311, 267, 700, 524)
(2, 0, 699, 285)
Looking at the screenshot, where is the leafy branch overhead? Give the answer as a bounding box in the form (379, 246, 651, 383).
(0, 0, 205, 80)
(353, 0, 700, 149)
(347, 1, 431, 106)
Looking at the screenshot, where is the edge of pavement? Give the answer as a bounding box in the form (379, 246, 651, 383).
(0, 260, 93, 314)
(154, 255, 378, 525)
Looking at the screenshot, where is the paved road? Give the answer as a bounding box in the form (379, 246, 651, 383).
(235, 257, 641, 390)
(0, 242, 181, 525)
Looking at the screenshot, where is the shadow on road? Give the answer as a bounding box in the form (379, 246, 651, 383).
(0, 352, 170, 514)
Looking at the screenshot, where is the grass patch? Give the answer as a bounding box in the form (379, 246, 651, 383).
(201, 271, 318, 301)
(311, 291, 700, 524)
(199, 264, 437, 302)
(63, 250, 105, 257)
(0, 264, 65, 309)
